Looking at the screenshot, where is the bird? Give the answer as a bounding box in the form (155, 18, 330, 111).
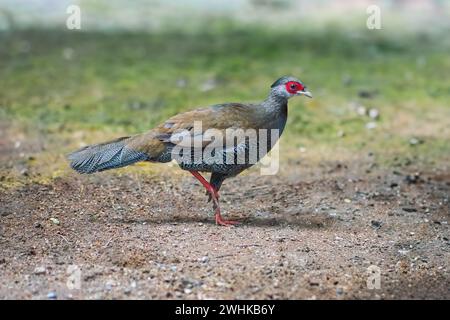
(68, 76, 312, 226)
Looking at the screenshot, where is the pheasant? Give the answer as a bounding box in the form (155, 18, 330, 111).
(68, 76, 312, 226)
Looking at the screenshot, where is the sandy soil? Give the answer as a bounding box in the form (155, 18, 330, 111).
(1, 156, 449, 299)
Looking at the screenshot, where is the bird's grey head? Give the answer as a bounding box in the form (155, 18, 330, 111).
(270, 76, 312, 99)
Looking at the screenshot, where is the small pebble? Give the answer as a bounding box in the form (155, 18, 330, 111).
(405, 173, 420, 184)
(371, 220, 382, 229)
(337, 130, 345, 137)
(368, 108, 379, 119)
(47, 291, 57, 300)
(356, 106, 367, 116)
(34, 266, 46, 275)
(409, 138, 423, 146)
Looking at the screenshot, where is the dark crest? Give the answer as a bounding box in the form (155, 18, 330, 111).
(271, 76, 301, 88)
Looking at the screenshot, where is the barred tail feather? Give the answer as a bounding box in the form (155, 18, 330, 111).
(67, 137, 149, 174)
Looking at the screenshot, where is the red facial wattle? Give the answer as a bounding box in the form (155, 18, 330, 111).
(285, 81, 304, 94)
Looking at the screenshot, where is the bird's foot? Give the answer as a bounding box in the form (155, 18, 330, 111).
(215, 212, 239, 226)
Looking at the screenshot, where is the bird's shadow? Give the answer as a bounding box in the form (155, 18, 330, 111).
(118, 211, 334, 229)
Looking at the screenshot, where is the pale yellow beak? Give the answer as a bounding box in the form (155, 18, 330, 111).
(300, 90, 313, 98)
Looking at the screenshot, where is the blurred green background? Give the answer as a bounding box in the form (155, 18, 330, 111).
(0, 0, 449, 187)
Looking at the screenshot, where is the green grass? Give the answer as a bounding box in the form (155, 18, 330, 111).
(1, 21, 449, 185)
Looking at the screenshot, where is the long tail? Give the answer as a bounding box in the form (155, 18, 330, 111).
(67, 136, 150, 174)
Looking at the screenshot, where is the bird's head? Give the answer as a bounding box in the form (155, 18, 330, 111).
(270, 76, 312, 99)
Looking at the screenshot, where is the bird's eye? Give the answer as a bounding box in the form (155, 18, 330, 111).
(290, 84, 296, 90)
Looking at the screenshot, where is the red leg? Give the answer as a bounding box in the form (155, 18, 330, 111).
(190, 171, 239, 226)
(190, 171, 218, 199)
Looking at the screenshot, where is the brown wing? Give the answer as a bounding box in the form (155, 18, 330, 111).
(158, 103, 257, 135)
(126, 103, 261, 159)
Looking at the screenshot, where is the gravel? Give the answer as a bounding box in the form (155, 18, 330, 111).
(0, 164, 449, 299)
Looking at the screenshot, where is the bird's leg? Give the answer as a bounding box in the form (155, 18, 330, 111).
(190, 171, 219, 199)
(189, 171, 238, 226)
(207, 173, 226, 203)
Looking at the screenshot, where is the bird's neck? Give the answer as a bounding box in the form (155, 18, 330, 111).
(261, 92, 288, 115)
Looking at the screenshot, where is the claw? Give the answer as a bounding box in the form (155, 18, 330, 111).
(215, 212, 239, 226)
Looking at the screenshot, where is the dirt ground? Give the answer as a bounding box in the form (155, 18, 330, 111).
(1, 152, 449, 299)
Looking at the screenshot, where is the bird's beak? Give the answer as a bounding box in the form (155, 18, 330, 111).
(299, 90, 313, 98)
